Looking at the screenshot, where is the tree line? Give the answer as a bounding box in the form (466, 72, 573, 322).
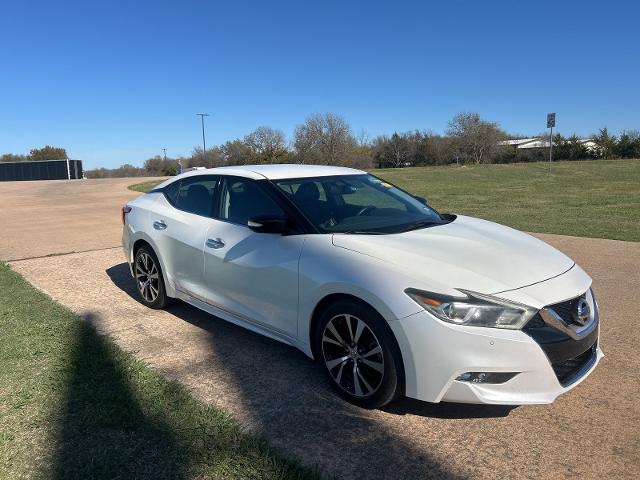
(89, 112, 640, 178)
(0, 146, 68, 163)
(2, 115, 638, 178)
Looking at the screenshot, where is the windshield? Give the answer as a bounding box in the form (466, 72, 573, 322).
(274, 174, 449, 234)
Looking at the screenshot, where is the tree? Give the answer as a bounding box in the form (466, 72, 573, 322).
(220, 139, 255, 165)
(446, 112, 505, 164)
(190, 147, 224, 168)
(413, 131, 455, 166)
(592, 127, 617, 159)
(372, 133, 413, 168)
(615, 130, 640, 159)
(28, 145, 68, 160)
(293, 113, 356, 165)
(0, 153, 28, 162)
(143, 156, 178, 176)
(244, 126, 288, 164)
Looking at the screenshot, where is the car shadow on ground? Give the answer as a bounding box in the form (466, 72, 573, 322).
(106, 262, 515, 479)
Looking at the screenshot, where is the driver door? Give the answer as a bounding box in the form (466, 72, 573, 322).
(203, 176, 305, 338)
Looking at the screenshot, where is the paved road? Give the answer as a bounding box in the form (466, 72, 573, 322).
(0, 178, 161, 261)
(4, 178, 640, 479)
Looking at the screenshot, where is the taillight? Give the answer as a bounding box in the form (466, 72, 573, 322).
(122, 205, 132, 224)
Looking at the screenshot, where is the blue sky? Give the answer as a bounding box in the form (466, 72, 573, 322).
(1, 0, 638, 169)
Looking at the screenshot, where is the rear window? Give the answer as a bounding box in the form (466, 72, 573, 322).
(163, 181, 180, 206)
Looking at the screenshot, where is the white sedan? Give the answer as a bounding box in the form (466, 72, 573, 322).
(122, 164, 602, 408)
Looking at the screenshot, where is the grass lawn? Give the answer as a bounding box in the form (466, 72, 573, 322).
(128, 159, 640, 242)
(377, 159, 640, 242)
(128, 179, 166, 193)
(0, 263, 318, 479)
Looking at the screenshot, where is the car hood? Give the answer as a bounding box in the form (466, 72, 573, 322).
(331, 215, 574, 295)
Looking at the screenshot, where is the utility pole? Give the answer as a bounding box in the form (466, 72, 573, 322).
(196, 113, 210, 163)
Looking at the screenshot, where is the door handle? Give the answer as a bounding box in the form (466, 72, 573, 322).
(206, 238, 225, 249)
(153, 220, 167, 230)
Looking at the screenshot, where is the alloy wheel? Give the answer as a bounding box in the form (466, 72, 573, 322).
(321, 313, 385, 397)
(135, 252, 160, 303)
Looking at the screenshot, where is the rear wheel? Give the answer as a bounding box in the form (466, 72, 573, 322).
(133, 246, 169, 309)
(315, 300, 403, 408)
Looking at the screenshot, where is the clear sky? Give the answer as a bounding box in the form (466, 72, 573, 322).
(1, 0, 638, 169)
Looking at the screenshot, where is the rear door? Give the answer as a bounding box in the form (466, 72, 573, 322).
(203, 176, 305, 338)
(150, 175, 220, 300)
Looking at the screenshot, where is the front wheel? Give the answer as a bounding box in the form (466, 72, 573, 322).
(133, 246, 169, 309)
(315, 300, 403, 408)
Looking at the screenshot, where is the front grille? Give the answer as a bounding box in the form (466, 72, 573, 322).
(547, 294, 586, 326)
(524, 313, 546, 329)
(551, 342, 597, 387)
(523, 290, 599, 386)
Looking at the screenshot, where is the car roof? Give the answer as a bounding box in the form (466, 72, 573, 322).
(153, 164, 366, 189)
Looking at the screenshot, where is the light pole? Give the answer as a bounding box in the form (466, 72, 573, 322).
(196, 113, 209, 163)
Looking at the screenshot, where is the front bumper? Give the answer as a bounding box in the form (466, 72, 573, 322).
(390, 304, 603, 405)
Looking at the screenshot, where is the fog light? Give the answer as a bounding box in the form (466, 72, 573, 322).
(456, 372, 518, 384)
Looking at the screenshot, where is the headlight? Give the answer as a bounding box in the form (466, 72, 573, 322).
(405, 288, 537, 329)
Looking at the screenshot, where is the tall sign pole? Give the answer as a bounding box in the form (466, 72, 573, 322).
(547, 112, 555, 173)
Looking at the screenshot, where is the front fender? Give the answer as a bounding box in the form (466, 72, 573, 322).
(297, 236, 423, 355)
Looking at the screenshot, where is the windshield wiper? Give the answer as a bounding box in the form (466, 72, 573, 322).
(398, 220, 443, 233)
(338, 230, 386, 235)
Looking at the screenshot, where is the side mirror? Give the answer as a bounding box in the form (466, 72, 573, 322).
(247, 215, 288, 234)
(413, 195, 428, 205)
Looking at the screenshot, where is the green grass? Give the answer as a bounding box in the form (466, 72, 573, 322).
(376, 159, 640, 242)
(129, 159, 640, 241)
(128, 179, 164, 192)
(0, 262, 319, 479)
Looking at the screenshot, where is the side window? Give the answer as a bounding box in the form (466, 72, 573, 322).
(219, 178, 284, 226)
(174, 176, 218, 217)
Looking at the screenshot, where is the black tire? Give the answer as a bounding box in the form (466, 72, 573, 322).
(315, 299, 403, 408)
(133, 246, 170, 309)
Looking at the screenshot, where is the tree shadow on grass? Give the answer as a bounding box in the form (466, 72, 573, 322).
(106, 261, 514, 479)
(52, 314, 186, 480)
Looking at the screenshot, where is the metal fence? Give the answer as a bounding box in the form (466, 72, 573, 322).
(0, 159, 83, 181)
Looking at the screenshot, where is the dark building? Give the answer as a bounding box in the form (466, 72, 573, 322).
(0, 159, 83, 181)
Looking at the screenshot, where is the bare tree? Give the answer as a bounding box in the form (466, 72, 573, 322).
(293, 113, 356, 165)
(244, 126, 287, 164)
(356, 129, 371, 148)
(372, 133, 415, 168)
(447, 112, 506, 164)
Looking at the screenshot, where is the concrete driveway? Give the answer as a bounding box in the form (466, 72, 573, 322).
(3, 178, 640, 479)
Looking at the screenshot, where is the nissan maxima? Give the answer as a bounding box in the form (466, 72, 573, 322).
(122, 164, 602, 408)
